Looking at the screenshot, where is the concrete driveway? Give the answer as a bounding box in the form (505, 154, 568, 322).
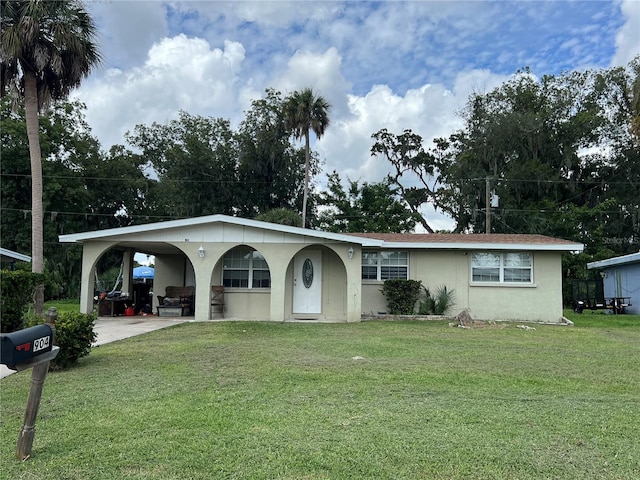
(1, 315, 192, 379)
(91, 315, 191, 346)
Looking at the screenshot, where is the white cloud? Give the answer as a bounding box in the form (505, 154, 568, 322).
(272, 47, 352, 118)
(317, 69, 507, 185)
(611, 0, 640, 66)
(75, 35, 247, 149)
(235, 1, 337, 27)
(88, 1, 168, 70)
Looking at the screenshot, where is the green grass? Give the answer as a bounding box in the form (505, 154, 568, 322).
(1, 319, 639, 479)
(564, 307, 640, 328)
(44, 299, 81, 314)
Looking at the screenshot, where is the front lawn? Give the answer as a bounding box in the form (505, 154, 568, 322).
(1, 319, 639, 479)
(564, 307, 640, 327)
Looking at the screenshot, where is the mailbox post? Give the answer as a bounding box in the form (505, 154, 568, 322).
(0, 307, 60, 461)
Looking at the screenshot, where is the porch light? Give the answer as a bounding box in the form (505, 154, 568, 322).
(348, 246, 354, 259)
(198, 245, 205, 258)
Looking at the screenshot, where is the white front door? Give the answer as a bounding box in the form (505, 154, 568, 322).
(293, 251, 322, 315)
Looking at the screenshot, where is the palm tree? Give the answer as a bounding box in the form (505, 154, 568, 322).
(283, 88, 331, 228)
(1, 0, 100, 314)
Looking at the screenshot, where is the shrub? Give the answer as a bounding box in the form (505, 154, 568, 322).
(51, 311, 97, 370)
(419, 285, 456, 315)
(27, 310, 96, 371)
(0, 269, 45, 332)
(418, 287, 435, 314)
(381, 279, 423, 314)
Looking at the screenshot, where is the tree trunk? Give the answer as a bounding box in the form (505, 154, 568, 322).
(24, 72, 45, 315)
(302, 130, 310, 228)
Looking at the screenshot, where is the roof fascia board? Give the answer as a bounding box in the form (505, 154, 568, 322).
(372, 242, 584, 252)
(0, 248, 31, 262)
(587, 252, 640, 269)
(58, 214, 383, 247)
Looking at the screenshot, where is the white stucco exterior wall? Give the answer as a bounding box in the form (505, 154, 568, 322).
(361, 250, 565, 323)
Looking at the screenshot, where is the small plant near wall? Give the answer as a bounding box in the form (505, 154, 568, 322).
(381, 279, 423, 314)
(419, 285, 456, 315)
(418, 287, 435, 314)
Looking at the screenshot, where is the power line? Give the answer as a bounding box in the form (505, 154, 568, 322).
(0, 206, 632, 221)
(2, 171, 637, 186)
(0, 172, 307, 186)
(0, 207, 183, 220)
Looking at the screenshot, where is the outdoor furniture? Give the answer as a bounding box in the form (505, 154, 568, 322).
(156, 286, 194, 316)
(98, 297, 129, 317)
(211, 285, 225, 318)
(133, 283, 152, 313)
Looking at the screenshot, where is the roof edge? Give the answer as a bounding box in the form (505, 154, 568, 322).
(57, 215, 585, 252)
(587, 251, 640, 269)
(0, 248, 31, 262)
(58, 214, 384, 247)
(378, 242, 584, 252)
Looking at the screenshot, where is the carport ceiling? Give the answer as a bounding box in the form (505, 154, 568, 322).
(113, 241, 184, 256)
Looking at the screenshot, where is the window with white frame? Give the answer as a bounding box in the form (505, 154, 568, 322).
(361, 251, 408, 280)
(222, 247, 270, 288)
(471, 252, 533, 283)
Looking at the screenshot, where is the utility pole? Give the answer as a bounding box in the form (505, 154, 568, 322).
(485, 176, 491, 234)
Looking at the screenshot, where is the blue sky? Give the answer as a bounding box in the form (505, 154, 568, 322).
(161, 1, 624, 94)
(77, 0, 639, 230)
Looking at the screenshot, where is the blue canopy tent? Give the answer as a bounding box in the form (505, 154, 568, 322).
(133, 266, 154, 280)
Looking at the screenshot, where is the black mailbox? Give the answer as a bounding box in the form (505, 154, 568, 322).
(1, 324, 54, 369)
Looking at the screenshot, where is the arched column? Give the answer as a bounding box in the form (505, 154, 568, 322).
(181, 244, 226, 322)
(79, 242, 114, 314)
(335, 244, 362, 322)
(268, 259, 288, 322)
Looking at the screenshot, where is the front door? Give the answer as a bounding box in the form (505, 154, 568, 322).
(293, 251, 322, 315)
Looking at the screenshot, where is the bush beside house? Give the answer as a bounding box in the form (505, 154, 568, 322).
(48, 311, 96, 370)
(381, 279, 423, 314)
(419, 286, 456, 315)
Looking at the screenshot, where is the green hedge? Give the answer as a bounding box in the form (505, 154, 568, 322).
(50, 311, 97, 370)
(0, 270, 45, 332)
(381, 279, 423, 315)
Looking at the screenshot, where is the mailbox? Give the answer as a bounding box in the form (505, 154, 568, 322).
(1, 324, 54, 369)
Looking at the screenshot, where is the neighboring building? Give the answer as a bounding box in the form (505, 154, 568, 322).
(0, 248, 31, 270)
(59, 215, 583, 324)
(587, 252, 640, 315)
